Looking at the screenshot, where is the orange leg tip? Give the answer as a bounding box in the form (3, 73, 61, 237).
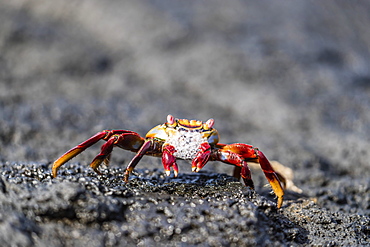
(123, 167, 134, 182)
(51, 166, 58, 178)
(266, 175, 284, 209)
(123, 171, 130, 183)
(90, 157, 105, 173)
(277, 196, 284, 209)
(51, 148, 85, 177)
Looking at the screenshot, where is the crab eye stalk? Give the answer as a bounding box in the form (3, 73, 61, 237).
(166, 114, 177, 127)
(203, 118, 215, 130)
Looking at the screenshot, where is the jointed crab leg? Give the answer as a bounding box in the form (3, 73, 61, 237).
(256, 150, 284, 208)
(89, 132, 147, 174)
(213, 143, 284, 208)
(213, 148, 255, 189)
(52, 131, 108, 178)
(123, 140, 153, 182)
(89, 136, 117, 174)
(52, 130, 144, 178)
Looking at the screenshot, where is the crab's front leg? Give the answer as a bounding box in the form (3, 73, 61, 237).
(214, 143, 284, 208)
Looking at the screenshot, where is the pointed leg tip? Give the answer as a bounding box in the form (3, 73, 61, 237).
(276, 196, 284, 209)
(51, 167, 58, 178)
(165, 170, 171, 176)
(123, 170, 130, 183)
(92, 166, 103, 175)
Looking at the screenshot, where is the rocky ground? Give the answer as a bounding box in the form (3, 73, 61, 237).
(0, 0, 369, 246)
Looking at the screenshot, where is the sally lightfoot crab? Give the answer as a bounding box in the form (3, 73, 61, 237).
(52, 115, 284, 208)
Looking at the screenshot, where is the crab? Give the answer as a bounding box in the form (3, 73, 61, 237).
(52, 115, 284, 208)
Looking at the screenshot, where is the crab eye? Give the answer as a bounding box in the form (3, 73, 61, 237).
(204, 118, 214, 130)
(166, 114, 177, 127)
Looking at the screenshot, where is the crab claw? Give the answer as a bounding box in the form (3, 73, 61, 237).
(192, 142, 211, 172)
(171, 163, 179, 177)
(164, 162, 179, 177)
(162, 144, 179, 177)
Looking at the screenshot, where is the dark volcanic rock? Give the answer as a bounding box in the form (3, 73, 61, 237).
(1, 162, 293, 246)
(0, 162, 368, 246)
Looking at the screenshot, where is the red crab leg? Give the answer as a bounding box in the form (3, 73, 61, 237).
(123, 140, 153, 182)
(89, 136, 117, 175)
(52, 130, 144, 178)
(214, 143, 284, 208)
(162, 144, 179, 177)
(90, 132, 146, 174)
(52, 131, 108, 178)
(192, 142, 211, 172)
(257, 150, 284, 208)
(213, 149, 255, 189)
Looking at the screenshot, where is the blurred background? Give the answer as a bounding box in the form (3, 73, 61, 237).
(0, 0, 369, 207)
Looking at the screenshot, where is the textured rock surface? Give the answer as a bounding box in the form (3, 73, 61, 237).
(0, 0, 369, 246)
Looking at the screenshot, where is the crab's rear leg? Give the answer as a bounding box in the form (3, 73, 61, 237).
(213, 149, 255, 189)
(52, 130, 144, 177)
(123, 140, 154, 182)
(214, 143, 284, 208)
(256, 150, 284, 208)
